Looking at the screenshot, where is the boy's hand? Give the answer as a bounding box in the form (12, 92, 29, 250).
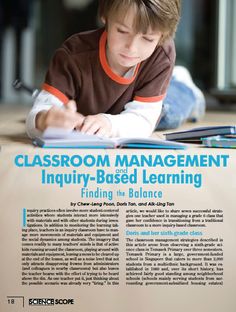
(78, 114, 112, 137)
(36, 100, 85, 131)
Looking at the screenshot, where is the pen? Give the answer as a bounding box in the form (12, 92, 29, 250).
(12, 79, 40, 99)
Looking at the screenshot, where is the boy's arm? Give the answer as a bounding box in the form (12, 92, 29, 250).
(78, 100, 163, 138)
(26, 90, 84, 138)
(26, 92, 162, 139)
(103, 100, 163, 137)
(26, 90, 61, 138)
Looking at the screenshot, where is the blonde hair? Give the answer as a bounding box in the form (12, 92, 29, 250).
(99, 0, 181, 43)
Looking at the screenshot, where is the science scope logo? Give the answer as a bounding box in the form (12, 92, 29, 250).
(28, 298, 75, 306)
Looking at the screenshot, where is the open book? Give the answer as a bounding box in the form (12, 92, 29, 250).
(165, 125, 236, 142)
(33, 127, 186, 149)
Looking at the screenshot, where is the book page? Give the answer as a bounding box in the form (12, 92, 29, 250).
(1, 148, 236, 312)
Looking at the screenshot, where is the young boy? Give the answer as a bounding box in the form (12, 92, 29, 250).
(26, 0, 182, 138)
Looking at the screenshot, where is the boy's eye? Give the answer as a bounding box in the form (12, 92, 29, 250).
(117, 28, 128, 34)
(143, 37, 154, 43)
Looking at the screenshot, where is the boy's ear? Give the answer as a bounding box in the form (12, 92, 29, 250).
(100, 16, 106, 24)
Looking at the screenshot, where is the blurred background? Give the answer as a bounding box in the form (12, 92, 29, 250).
(0, 0, 236, 107)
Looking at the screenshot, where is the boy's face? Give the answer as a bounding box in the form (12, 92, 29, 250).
(105, 7, 163, 75)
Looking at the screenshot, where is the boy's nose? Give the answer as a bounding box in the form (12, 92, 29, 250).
(124, 37, 138, 54)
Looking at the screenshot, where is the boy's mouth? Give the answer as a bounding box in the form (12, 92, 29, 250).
(120, 53, 139, 61)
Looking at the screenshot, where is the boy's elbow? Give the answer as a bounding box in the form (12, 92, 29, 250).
(25, 111, 42, 139)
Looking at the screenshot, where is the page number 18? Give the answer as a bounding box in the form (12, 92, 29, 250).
(8, 299, 15, 304)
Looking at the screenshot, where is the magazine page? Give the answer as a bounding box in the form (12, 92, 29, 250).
(1, 146, 236, 312)
(1, 1, 236, 311)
